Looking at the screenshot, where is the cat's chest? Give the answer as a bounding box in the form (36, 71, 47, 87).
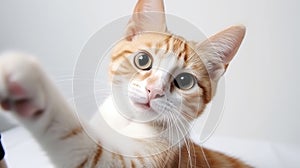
(90, 96, 158, 138)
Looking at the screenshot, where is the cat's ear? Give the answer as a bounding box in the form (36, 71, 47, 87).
(125, 0, 167, 40)
(196, 25, 246, 81)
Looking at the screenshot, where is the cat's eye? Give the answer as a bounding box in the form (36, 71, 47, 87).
(134, 51, 152, 70)
(173, 73, 196, 90)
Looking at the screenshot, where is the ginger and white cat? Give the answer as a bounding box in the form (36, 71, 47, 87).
(0, 0, 250, 167)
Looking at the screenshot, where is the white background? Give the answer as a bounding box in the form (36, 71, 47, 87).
(0, 0, 299, 146)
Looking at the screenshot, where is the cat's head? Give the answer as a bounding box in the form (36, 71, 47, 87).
(109, 0, 245, 125)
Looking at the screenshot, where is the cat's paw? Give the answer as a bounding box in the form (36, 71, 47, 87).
(0, 52, 46, 119)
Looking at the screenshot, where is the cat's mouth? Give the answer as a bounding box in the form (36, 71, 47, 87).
(133, 102, 151, 109)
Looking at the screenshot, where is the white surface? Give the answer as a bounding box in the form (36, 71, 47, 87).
(2, 126, 300, 168)
(2, 127, 53, 168)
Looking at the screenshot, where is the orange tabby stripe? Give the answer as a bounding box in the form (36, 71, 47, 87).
(183, 42, 188, 61)
(163, 35, 173, 54)
(110, 57, 135, 76)
(112, 50, 133, 61)
(118, 154, 126, 168)
(60, 126, 83, 140)
(76, 158, 88, 168)
(197, 81, 211, 104)
(135, 153, 145, 165)
(92, 145, 102, 168)
(172, 38, 184, 54)
(154, 40, 164, 54)
(130, 160, 136, 168)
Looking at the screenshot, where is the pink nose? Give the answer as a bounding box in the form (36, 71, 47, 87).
(146, 85, 165, 100)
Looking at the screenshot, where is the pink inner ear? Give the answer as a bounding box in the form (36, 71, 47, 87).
(194, 25, 246, 81)
(205, 25, 246, 64)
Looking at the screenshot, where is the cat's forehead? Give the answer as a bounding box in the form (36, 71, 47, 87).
(134, 33, 190, 69)
(113, 32, 186, 51)
(135, 32, 168, 42)
(111, 32, 207, 77)
(134, 33, 203, 69)
(132, 33, 187, 51)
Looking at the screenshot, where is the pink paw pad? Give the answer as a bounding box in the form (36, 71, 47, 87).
(0, 81, 43, 118)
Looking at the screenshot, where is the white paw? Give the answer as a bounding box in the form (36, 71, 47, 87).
(0, 52, 46, 119)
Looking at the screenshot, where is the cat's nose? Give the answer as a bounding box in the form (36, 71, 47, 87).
(147, 85, 165, 100)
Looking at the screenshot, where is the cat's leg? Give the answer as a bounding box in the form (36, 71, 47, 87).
(177, 141, 252, 168)
(0, 52, 184, 167)
(0, 52, 100, 168)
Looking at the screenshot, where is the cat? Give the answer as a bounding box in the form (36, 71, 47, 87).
(0, 0, 250, 167)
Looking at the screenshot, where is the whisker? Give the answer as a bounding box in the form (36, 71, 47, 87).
(170, 111, 196, 168)
(167, 111, 182, 168)
(199, 145, 211, 168)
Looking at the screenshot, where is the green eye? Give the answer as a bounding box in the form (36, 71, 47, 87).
(134, 52, 152, 70)
(174, 73, 195, 90)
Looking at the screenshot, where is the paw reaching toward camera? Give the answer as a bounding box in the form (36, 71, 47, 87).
(0, 52, 47, 119)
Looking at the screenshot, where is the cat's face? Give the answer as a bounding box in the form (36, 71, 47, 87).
(110, 33, 211, 123)
(108, 0, 245, 126)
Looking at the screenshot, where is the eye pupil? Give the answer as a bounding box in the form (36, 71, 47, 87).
(138, 54, 149, 66)
(174, 73, 195, 90)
